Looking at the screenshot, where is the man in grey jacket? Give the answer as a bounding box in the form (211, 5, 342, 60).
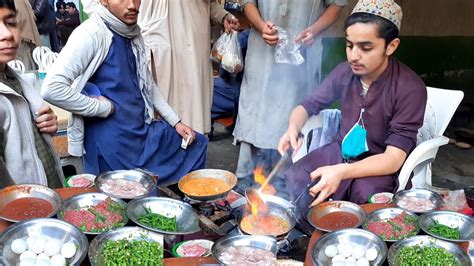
(0, 0, 64, 188)
(42, 0, 207, 184)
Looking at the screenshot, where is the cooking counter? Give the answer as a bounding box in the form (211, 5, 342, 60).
(2, 188, 470, 265)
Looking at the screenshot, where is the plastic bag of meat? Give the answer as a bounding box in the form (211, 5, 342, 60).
(211, 32, 231, 63)
(439, 189, 473, 216)
(220, 30, 244, 74)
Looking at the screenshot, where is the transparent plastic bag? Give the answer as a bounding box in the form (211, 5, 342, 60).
(221, 31, 244, 74)
(211, 32, 230, 63)
(274, 26, 305, 65)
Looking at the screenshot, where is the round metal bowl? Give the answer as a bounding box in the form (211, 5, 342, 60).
(95, 169, 157, 200)
(307, 201, 366, 232)
(363, 208, 419, 242)
(88, 226, 164, 266)
(126, 197, 200, 235)
(232, 194, 296, 237)
(393, 189, 443, 213)
(212, 235, 278, 264)
(311, 228, 388, 265)
(65, 173, 96, 188)
(0, 184, 62, 222)
(57, 193, 128, 235)
(418, 211, 474, 242)
(388, 235, 471, 266)
(178, 169, 237, 201)
(0, 218, 88, 265)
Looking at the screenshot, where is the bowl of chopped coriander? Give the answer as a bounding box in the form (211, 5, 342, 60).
(88, 226, 164, 266)
(418, 211, 474, 243)
(387, 235, 471, 266)
(126, 197, 201, 235)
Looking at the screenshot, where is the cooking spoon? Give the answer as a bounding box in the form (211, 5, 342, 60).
(245, 146, 297, 214)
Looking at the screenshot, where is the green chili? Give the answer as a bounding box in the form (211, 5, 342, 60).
(138, 208, 177, 232)
(427, 220, 461, 240)
(395, 245, 457, 266)
(101, 239, 163, 266)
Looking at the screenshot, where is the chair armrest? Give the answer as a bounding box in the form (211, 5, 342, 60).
(397, 135, 449, 191)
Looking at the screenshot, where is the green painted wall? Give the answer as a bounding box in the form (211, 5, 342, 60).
(321, 36, 474, 99)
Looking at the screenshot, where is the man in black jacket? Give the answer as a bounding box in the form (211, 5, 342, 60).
(57, 2, 80, 45)
(30, 0, 59, 51)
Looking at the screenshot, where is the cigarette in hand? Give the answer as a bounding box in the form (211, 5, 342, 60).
(181, 135, 192, 149)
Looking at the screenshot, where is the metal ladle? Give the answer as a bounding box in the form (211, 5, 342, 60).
(244, 146, 296, 214)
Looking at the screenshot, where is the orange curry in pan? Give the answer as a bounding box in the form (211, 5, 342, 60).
(180, 177, 230, 196)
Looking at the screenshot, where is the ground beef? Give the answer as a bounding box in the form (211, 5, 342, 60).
(63, 198, 124, 232)
(367, 212, 417, 240)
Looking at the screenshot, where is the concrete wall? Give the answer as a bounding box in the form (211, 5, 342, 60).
(324, 0, 474, 37)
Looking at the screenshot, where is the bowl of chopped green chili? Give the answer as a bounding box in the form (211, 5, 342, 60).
(387, 235, 471, 266)
(88, 226, 164, 266)
(126, 197, 200, 235)
(418, 211, 474, 242)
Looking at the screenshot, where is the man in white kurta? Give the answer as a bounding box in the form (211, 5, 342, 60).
(138, 0, 237, 134)
(233, 0, 347, 192)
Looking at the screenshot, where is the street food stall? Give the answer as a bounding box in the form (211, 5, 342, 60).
(1, 170, 473, 265)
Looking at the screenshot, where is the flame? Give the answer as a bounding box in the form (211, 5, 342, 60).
(251, 202, 258, 215)
(252, 166, 276, 195)
(253, 166, 266, 186)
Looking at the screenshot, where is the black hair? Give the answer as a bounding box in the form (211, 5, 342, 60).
(66, 2, 76, 9)
(0, 0, 16, 13)
(56, 2, 66, 10)
(344, 12, 399, 47)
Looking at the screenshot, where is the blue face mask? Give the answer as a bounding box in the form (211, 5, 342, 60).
(341, 108, 368, 160)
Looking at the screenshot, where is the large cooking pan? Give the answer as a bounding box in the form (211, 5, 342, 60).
(178, 169, 237, 201)
(231, 194, 296, 237)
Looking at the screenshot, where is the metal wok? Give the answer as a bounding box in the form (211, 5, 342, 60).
(178, 169, 237, 201)
(231, 194, 296, 237)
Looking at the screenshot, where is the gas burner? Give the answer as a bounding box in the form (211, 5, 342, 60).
(182, 196, 232, 216)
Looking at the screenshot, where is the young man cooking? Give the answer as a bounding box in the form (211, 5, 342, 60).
(279, 0, 427, 209)
(41, 0, 208, 185)
(0, 0, 63, 188)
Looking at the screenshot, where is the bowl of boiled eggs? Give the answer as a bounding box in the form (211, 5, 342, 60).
(311, 228, 388, 266)
(0, 218, 88, 265)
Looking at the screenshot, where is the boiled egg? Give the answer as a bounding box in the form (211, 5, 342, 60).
(324, 244, 338, 258)
(346, 256, 357, 266)
(60, 242, 76, 259)
(19, 258, 35, 266)
(32, 237, 47, 254)
(19, 250, 36, 261)
(26, 236, 38, 251)
(37, 253, 50, 261)
(365, 247, 378, 261)
(11, 238, 27, 254)
(332, 254, 345, 263)
(44, 239, 62, 257)
(35, 258, 53, 266)
(337, 243, 352, 257)
(351, 245, 365, 259)
(356, 257, 370, 266)
(50, 254, 66, 266)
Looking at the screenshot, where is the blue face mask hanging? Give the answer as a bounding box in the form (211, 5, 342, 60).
(341, 108, 369, 160)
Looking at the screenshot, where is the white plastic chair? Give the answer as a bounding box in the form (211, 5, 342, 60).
(397, 87, 464, 191)
(7, 60, 25, 73)
(292, 114, 324, 162)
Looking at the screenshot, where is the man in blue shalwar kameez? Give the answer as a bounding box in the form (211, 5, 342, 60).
(42, 0, 208, 185)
